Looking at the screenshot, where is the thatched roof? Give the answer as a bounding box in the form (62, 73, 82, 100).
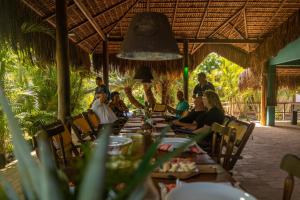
(239, 67, 300, 90)
(1, 0, 300, 77)
(0, 0, 90, 69)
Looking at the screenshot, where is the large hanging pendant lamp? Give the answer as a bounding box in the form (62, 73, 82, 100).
(134, 66, 153, 83)
(117, 12, 182, 61)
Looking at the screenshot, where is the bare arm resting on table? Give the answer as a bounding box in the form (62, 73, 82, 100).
(173, 120, 198, 130)
(192, 125, 211, 135)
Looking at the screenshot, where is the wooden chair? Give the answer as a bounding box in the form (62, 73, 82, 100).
(211, 122, 236, 170)
(68, 114, 96, 143)
(34, 120, 80, 168)
(280, 154, 300, 200)
(82, 109, 101, 135)
(226, 119, 255, 170)
(153, 103, 167, 112)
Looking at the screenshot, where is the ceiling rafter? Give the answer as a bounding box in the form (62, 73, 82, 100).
(74, 0, 107, 41)
(228, 22, 245, 39)
(107, 0, 141, 34)
(243, 9, 250, 51)
(42, 2, 75, 20)
(191, 0, 212, 53)
(20, 0, 78, 43)
(192, 0, 249, 54)
(171, 0, 179, 29)
(259, 0, 288, 38)
(68, 0, 130, 33)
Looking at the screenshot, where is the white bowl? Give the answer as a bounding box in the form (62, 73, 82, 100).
(108, 136, 132, 155)
(166, 182, 256, 200)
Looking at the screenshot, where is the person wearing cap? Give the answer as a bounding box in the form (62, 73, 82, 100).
(193, 72, 215, 97)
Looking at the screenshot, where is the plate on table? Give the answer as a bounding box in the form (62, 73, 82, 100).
(154, 123, 169, 128)
(158, 138, 205, 154)
(160, 137, 194, 148)
(152, 158, 199, 179)
(152, 131, 175, 136)
(152, 117, 165, 122)
(124, 122, 142, 127)
(166, 182, 256, 200)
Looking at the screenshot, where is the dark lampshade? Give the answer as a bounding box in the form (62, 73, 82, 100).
(134, 66, 153, 83)
(117, 12, 182, 61)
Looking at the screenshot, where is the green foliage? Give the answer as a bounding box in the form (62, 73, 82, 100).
(195, 53, 222, 74)
(0, 46, 94, 155)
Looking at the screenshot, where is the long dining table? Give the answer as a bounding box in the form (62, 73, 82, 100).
(118, 113, 241, 193)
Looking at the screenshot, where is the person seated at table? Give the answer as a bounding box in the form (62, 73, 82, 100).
(192, 90, 224, 134)
(109, 91, 129, 117)
(91, 91, 118, 124)
(94, 76, 110, 101)
(172, 96, 206, 128)
(167, 90, 189, 119)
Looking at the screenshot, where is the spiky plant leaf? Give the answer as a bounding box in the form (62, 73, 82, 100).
(0, 177, 19, 200)
(78, 125, 110, 200)
(0, 87, 40, 199)
(37, 131, 69, 200)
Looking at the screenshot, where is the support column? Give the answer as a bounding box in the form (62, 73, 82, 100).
(56, 0, 70, 122)
(103, 40, 109, 88)
(183, 39, 189, 101)
(260, 65, 267, 126)
(267, 64, 276, 126)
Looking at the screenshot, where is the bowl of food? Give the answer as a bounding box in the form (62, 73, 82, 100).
(108, 136, 132, 155)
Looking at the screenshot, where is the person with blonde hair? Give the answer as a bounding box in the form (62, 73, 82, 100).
(192, 90, 224, 134)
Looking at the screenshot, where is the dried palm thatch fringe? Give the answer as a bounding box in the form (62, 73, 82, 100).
(239, 68, 300, 91)
(92, 53, 187, 79)
(0, 0, 90, 70)
(192, 44, 250, 69)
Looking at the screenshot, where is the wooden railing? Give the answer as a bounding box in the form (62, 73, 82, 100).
(222, 101, 300, 121)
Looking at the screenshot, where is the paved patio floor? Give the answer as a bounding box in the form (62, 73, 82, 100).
(233, 122, 300, 200)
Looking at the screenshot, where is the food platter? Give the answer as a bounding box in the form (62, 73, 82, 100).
(151, 158, 200, 179)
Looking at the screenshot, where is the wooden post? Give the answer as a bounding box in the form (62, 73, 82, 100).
(260, 65, 267, 126)
(103, 40, 109, 88)
(56, 0, 70, 122)
(267, 64, 276, 126)
(183, 39, 189, 101)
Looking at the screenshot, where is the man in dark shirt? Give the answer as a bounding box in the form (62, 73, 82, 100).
(193, 72, 215, 97)
(172, 96, 206, 128)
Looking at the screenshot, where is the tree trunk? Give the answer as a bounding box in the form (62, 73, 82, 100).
(161, 80, 169, 104)
(124, 87, 144, 109)
(143, 84, 156, 107)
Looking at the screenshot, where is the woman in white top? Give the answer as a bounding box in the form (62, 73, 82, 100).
(91, 92, 118, 124)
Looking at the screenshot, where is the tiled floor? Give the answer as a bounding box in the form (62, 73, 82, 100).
(233, 122, 300, 200)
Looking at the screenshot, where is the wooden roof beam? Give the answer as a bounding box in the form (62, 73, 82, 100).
(259, 0, 288, 38)
(107, 0, 141, 34)
(107, 37, 262, 43)
(243, 9, 250, 51)
(191, 0, 212, 53)
(21, 0, 78, 43)
(42, 2, 76, 20)
(192, 0, 249, 54)
(74, 0, 107, 41)
(171, 0, 179, 29)
(69, 0, 131, 32)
